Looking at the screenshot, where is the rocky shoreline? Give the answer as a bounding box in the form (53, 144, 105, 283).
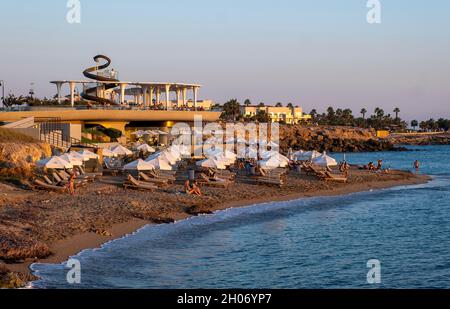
(280, 125, 400, 153)
(386, 133, 450, 146)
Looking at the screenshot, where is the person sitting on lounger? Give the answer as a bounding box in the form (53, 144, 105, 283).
(184, 180, 202, 196)
(368, 162, 375, 171)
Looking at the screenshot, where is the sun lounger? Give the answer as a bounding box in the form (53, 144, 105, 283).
(76, 165, 102, 178)
(147, 170, 176, 183)
(124, 175, 157, 191)
(33, 179, 67, 193)
(53, 171, 87, 188)
(324, 171, 348, 183)
(197, 173, 230, 188)
(138, 172, 169, 186)
(238, 174, 284, 187)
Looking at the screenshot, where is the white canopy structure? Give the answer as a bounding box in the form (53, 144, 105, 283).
(68, 151, 89, 162)
(170, 145, 191, 157)
(213, 150, 237, 165)
(245, 147, 258, 159)
(59, 154, 83, 166)
(258, 155, 288, 169)
(196, 158, 227, 170)
(267, 141, 279, 148)
(146, 157, 173, 171)
(155, 130, 168, 135)
(37, 156, 73, 169)
(123, 159, 155, 171)
(101, 148, 117, 158)
(137, 144, 156, 153)
(296, 150, 322, 161)
(148, 149, 179, 165)
(312, 152, 338, 167)
(78, 149, 99, 159)
(131, 130, 147, 138)
(111, 145, 133, 156)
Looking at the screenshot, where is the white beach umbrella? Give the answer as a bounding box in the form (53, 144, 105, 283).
(123, 159, 155, 171)
(78, 149, 99, 159)
(225, 137, 236, 144)
(101, 148, 117, 158)
(267, 141, 279, 148)
(144, 130, 158, 136)
(155, 130, 168, 135)
(137, 143, 156, 153)
(59, 154, 83, 166)
(236, 137, 247, 144)
(258, 156, 285, 169)
(196, 158, 227, 170)
(292, 150, 305, 160)
(245, 147, 258, 159)
(111, 145, 133, 156)
(312, 152, 338, 167)
(297, 150, 322, 161)
(146, 157, 173, 171)
(146, 151, 177, 165)
(214, 152, 236, 165)
(131, 130, 146, 138)
(169, 144, 190, 157)
(37, 156, 73, 169)
(68, 151, 89, 162)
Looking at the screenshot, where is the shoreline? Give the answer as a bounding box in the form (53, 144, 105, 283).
(8, 172, 430, 281)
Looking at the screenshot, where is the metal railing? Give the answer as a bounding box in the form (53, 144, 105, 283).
(35, 117, 96, 149)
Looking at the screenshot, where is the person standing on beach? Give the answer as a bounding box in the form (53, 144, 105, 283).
(377, 159, 383, 171)
(414, 160, 420, 174)
(68, 173, 76, 196)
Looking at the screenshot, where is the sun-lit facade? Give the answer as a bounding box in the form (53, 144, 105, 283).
(241, 105, 311, 124)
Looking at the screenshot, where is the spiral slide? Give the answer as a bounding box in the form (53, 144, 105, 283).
(81, 55, 119, 105)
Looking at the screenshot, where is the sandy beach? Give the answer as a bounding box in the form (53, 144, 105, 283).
(0, 167, 429, 287)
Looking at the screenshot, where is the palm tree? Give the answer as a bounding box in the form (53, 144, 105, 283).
(287, 103, 294, 109)
(360, 108, 367, 120)
(275, 102, 283, 107)
(221, 99, 241, 121)
(244, 99, 252, 107)
(258, 102, 265, 107)
(393, 107, 400, 120)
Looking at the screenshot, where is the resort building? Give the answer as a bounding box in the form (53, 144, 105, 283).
(0, 55, 221, 148)
(241, 105, 311, 124)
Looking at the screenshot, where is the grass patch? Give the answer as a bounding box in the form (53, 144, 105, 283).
(0, 128, 37, 143)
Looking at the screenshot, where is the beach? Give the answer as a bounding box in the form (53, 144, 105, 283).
(0, 167, 429, 287)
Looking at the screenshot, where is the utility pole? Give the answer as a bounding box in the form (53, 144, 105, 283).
(0, 80, 4, 108)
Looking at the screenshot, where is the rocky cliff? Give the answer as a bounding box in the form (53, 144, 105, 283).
(0, 140, 51, 179)
(279, 125, 397, 153)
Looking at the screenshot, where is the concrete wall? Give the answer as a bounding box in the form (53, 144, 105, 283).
(61, 123, 82, 141)
(11, 128, 40, 140)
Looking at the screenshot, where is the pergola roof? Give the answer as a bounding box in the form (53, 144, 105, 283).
(50, 80, 202, 88)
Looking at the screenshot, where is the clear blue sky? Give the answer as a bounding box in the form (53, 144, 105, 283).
(1, 0, 449, 120)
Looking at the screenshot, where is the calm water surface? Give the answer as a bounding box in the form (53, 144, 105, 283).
(31, 146, 450, 288)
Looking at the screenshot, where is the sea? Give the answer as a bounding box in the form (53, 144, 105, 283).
(30, 145, 450, 288)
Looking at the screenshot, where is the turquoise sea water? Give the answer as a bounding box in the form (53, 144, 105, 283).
(31, 146, 450, 288)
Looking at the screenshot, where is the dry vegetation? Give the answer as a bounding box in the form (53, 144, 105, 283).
(0, 128, 37, 143)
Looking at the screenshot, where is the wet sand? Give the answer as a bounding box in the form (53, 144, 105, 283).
(0, 168, 430, 283)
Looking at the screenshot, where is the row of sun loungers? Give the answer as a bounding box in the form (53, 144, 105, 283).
(300, 163, 348, 183)
(123, 175, 158, 191)
(33, 169, 95, 192)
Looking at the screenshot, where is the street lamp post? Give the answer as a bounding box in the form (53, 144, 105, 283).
(0, 80, 5, 109)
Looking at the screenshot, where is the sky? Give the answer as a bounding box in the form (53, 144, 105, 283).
(0, 0, 449, 121)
